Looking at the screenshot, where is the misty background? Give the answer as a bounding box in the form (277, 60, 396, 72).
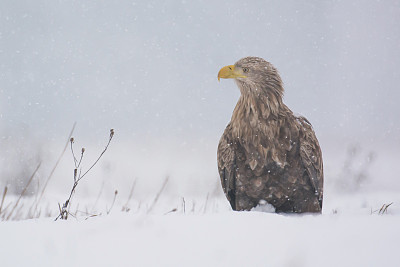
(1, 0, 399, 200)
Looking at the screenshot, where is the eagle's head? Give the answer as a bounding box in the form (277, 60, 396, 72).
(218, 56, 283, 97)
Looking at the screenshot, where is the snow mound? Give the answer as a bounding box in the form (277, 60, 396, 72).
(251, 199, 276, 213)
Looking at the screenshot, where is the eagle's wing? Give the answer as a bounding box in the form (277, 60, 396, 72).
(297, 116, 324, 208)
(217, 126, 237, 209)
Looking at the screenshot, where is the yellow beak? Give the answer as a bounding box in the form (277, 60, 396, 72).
(218, 65, 247, 81)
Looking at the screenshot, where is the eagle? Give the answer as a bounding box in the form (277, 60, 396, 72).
(217, 57, 323, 213)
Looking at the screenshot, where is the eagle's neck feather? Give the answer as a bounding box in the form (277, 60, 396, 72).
(229, 80, 294, 169)
(232, 80, 285, 122)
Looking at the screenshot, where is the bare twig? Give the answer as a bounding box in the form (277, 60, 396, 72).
(6, 163, 41, 221)
(182, 197, 186, 214)
(77, 148, 85, 168)
(70, 138, 78, 167)
(70, 137, 85, 170)
(147, 177, 169, 213)
(55, 129, 114, 221)
(77, 129, 114, 183)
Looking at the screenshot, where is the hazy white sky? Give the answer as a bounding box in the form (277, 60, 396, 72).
(1, 0, 399, 151)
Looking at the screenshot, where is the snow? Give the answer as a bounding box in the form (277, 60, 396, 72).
(1, 191, 400, 267)
(251, 199, 276, 213)
(2, 212, 400, 267)
(0, 138, 399, 266)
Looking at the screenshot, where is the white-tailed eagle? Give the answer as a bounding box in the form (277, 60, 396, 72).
(217, 57, 323, 213)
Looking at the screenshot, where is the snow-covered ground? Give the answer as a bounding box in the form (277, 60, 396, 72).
(1, 189, 399, 267)
(1, 140, 399, 266)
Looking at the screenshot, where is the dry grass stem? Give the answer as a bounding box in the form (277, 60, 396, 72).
(182, 197, 186, 214)
(122, 179, 137, 212)
(164, 208, 177, 215)
(371, 202, 394, 215)
(6, 163, 41, 221)
(33, 122, 76, 215)
(378, 202, 393, 215)
(91, 181, 105, 213)
(203, 192, 210, 214)
(148, 176, 169, 213)
(191, 201, 196, 213)
(0, 186, 8, 215)
(107, 190, 118, 214)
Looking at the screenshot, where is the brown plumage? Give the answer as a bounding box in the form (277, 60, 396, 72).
(217, 57, 323, 213)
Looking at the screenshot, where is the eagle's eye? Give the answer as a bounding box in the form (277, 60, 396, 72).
(242, 67, 249, 73)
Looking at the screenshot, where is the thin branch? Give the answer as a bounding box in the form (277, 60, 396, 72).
(77, 148, 85, 168)
(70, 138, 78, 167)
(55, 129, 115, 221)
(77, 130, 114, 183)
